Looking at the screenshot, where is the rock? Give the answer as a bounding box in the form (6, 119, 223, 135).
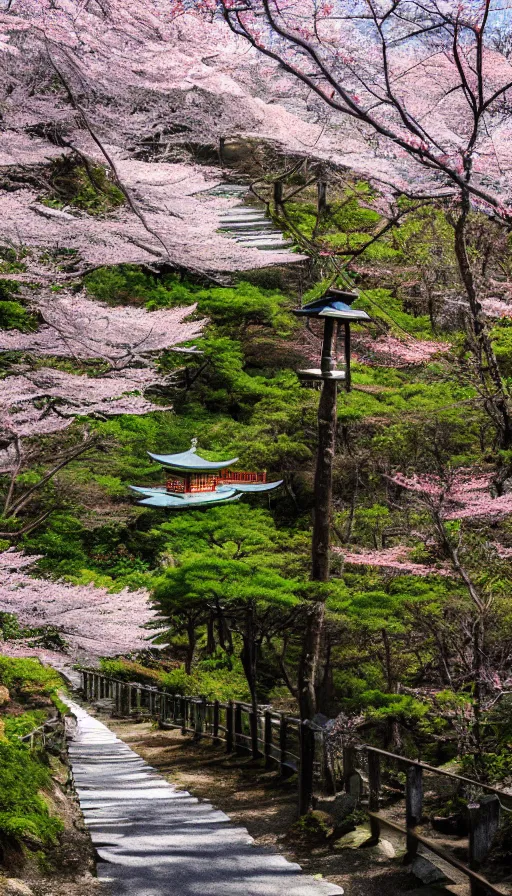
(288, 810, 334, 845)
(376, 839, 396, 858)
(314, 791, 357, 823)
(410, 856, 453, 885)
(334, 826, 374, 849)
(0, 880, 35, 896)
(0, 686, 10, 706)
(333, 827, 396, 859)
(30, 203, 76, 221)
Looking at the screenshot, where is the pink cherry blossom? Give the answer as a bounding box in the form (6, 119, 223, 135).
(390, 470, 512, 521)
(335, 544, 451, 576)
(0, 550, 159, 662)
(354, 334, 450, 367)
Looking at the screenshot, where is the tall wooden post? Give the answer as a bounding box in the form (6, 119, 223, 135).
(317, 180, 327, 217)
(279, 714, 289, 778)
(213, 700, 220, 742)
(299, 318, 337, 720)
(264, 710, 273, 769)
(274, 180, 284, 209)
(226, 701, 234, 754)
(368, 751, 381, 843)
(344, 323, 352, 392)
(234, 703, 243, 754)
(405, 765, 423, 862)
(299, 721, 316, 816)
(469, 796, 501, 896)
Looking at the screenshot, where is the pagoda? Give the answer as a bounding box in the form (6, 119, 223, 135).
(130, 439, 283, 509)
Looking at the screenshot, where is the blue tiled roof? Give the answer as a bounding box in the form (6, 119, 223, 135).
(295, 298, 369, 319)
(147, 441, 238, 472)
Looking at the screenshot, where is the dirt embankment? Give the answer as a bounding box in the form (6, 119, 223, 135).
(1, 732, 101, 896)
(103, 714, 421, 896)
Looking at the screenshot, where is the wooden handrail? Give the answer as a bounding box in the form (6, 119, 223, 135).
(79, 663, 512, 896)
(364, 745, 512, 803)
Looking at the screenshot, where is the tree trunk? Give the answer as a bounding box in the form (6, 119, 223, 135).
(240, 610, 259, 759)
(382, 628, 401, 751)
(472, 613, 486, 779)
(185, 620, 196, 675)
(206, 612, 216, 655)
(452, 199, 512, 450)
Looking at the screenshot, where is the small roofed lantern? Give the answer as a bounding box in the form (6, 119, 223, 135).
(294, 288, 370, 390)
(130, 439, 283, 510)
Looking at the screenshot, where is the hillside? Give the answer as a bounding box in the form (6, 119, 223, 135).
(1, 0, 512, 803)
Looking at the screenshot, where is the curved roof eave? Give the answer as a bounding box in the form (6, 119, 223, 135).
(233, 480, 284, 493)
(147, 450, 239, 472)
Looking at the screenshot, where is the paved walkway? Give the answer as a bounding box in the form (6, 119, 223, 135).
(66, 701, 344, 896)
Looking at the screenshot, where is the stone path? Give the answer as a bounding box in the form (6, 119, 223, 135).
(209, 183, 296, 253)
(66, 701, 343, 896)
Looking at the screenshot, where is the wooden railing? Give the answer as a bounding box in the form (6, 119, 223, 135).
(80, 669, 511, 895)
(20, 715, 65, 753)
(343, 744, 511, 896)
(219, 470, 267, 483)
(81, 669, 323, 815)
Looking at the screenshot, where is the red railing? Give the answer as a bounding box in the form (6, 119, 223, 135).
(165, 471, 267, 494)
(219, 470, 267, 484)
(166, 479, 186, 493)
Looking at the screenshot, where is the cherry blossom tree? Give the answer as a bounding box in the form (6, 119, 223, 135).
(337, 544, 451, 576)
(0, 548, 159, 662)
(0, 290, 203, 368)
(0, 285, 204, 537)
(354, 334, 450, 367)
(174, 0, 512, 449)
(365, 468, 512, 757)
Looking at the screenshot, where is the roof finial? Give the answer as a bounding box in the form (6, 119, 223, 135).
(190, 437, 198, 453)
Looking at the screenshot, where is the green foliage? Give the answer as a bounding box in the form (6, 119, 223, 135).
(99, 655, 250, 700)
(0, 741, 63, 846)
(0, 658, 64, 850)
(0, 656, 63, 701)
(160, 663, 250, 701)
(0, 300, 36, 332)
(43, 155, 125, 216)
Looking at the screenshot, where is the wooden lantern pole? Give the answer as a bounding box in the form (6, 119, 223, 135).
(299, 318, 339, 720)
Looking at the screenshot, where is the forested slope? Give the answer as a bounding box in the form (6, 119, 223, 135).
(0, 0, 512, 789)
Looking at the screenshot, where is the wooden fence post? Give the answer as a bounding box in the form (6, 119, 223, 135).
(298, 721, 315, 817)
(249, 707, 260, 760)
(158, 694, 166, 726)
(82, 671, 88, 699)
(226, 701, 234, 754)
(264, 710, 273, 769)
(213, 701, 220, 742)
(180, 697, 187, 735)
(194, 698, 206, 741)
(279, 714, 289, 777)
(368, 750, 381, 843)
(343, 745, 357, 791)
(405, 764, 423, 862)
(469, 796, 501, 896)
(234, 703, 243, 754)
